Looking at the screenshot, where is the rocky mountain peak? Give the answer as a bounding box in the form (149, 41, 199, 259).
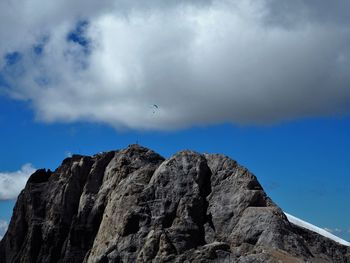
(0, 145, 349, 262)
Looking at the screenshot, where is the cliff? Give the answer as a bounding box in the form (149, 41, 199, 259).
(0, 145, 349, 262)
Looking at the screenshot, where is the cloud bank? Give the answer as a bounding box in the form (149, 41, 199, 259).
(0, 219, 8, 240)
(0, 164, 36, 200)
(1, 0, 350, 130)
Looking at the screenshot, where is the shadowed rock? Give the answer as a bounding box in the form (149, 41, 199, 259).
(0, 145, 349, 262)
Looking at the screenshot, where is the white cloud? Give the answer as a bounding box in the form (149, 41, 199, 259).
(324, 227, 346, 234)
(1, 0, 350, 130)
(65, 151, 73, 158)
(0, 219, 8, 240)
(0, 164, 36, 200)
(324, 227, 333, 233)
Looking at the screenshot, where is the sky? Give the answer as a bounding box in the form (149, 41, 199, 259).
(0, 0, 350, 241)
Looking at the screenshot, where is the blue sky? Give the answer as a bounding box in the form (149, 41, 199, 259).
(1, 0, 350, 241)
(1, 95, 349, 240)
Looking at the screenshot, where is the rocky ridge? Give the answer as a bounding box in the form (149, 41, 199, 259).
(0, 145, 349, 262)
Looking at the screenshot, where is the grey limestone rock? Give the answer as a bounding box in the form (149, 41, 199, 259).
(0, 145, 349, 262)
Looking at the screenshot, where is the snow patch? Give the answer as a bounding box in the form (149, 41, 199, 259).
(284, 212, 350, 247)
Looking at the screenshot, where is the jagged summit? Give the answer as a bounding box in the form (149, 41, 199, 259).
(0, 145, 349, 262)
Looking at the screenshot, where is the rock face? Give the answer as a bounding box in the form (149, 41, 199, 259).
(0, 145, 349, 262)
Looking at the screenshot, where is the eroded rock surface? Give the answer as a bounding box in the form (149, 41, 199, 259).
(0, 145, 349, 262)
